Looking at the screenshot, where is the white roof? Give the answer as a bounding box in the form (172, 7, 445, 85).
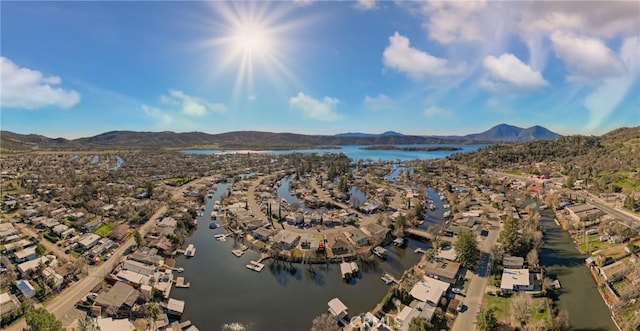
(409, 276, 449, 304)
(0, 292, 13, 305)
(96, 318, 135, 331)
(167, 298, 185, 313)
(436, 246, 457, 261)
(328, 298, 347, 316)
(14, 246, 36, 260)
(500, 268, 530, 290)
(396, 306, 413, 323)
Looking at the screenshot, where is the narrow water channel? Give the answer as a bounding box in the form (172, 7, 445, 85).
(539, 210, 616, 331)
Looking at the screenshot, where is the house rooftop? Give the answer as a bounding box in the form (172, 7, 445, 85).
(327, 298, 347, 317)
(500, 268, 530, 290)
(409, 276, 449, 304)
(95, 282, 139, 309)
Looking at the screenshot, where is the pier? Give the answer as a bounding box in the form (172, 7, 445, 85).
(405, 228, 453, 242)
(175, 277, 190, 288)
(184, 244, 196, 257)
(414, 247, 427, 254)
(246, 260, 265, 272)
(214, 233, 229, 241)
(380, 272, 399, 285)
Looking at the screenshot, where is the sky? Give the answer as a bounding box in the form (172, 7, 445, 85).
(1, 1, 639, 138)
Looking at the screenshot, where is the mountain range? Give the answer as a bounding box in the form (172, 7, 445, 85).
(0, 124, 561, 151)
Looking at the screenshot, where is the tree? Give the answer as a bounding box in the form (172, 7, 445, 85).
(78, 315, 101, 331)
(408, 316, 432, 331)
(477, 307, 498, 331)
(510, 292, 533, 327)
(25, 307, 64, 331)
(35, 243, 47, 256)
(455, 229, 480, 269)
(499, 216, 520, 255)
(526, 249, 539, 267)
(133, 229, 142, 246)
(309, 313, 339, 331)
(566, 176, 575, 189)
(144, 302, 161, 331)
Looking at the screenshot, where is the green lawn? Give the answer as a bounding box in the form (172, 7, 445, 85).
(578, 234, 606, 253)
(484, 294, 552, 327)
(94, 222, 114, 237)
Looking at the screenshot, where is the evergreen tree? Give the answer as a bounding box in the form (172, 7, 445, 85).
(455, 229, 480, 269)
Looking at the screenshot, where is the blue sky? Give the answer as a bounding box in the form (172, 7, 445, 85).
(1, 1, 639, 138)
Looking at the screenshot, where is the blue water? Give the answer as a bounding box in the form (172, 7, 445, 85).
(181, 144, 484, 161)
(111, 155, 124, 170)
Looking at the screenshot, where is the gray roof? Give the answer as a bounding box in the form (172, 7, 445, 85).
(95, 282, 139, 308)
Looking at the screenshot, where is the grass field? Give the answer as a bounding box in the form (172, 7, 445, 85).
(94, 222, 114, 237)
(484, 294, 552, 327)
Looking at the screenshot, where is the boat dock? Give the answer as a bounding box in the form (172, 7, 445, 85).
(246, 260, 265, 272)
(184, 244, 196, 257)
(414, 247, 427, 254)
(175, 277, 190, 288)
(340, 262, 360, 280)
(381, 272, 399, 285)
(231, 246, 248, 257)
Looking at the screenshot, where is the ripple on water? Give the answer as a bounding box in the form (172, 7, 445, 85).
(222, 322, 249, 331)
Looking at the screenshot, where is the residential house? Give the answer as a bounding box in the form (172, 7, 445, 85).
(600, 261, 627, 282)
(83, 218, 103, 233)
(15, 280, 36, 298)
(500, 268, 534, 292)
(253, 227, 272, 242)
(503, 256, 525, 269)
(13, 246, 37, 263)
(409, 276, 450, 306)
(95, 282, 140, 313)
(78, 233, 101, 249)
(347, 228, 370, 247)
(0, 222, 18, 240)
(422, 260, 463, 284)
(566, 204, 604, 223)
(327, 298, 348, 320)
(166, 298, 185, 317)
(130, 248, 163, 266)
(331, 238, 351, 256)
(0, 292, 20, 317)
(42, 267, 64, 288)
(273, 230, 300, 250)
(52, 224, 69, 237)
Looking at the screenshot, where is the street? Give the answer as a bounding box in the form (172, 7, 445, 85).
(451, 219, 500, 331)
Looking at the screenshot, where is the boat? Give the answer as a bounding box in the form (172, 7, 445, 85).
(184, 244, 196, 257)
(211, 211, 218, 220)
(214, 234, 228, 241)
(213, 201, 220, 211)
(381, 273, 394, 285)
(199, 205, 206, 211)
(209, 222, 219, 229)
(393, 237, 405, 247)
(207, 193, 213, 199)
(372, 246, 387, 259)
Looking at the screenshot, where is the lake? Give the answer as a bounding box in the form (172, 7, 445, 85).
(181, 144, 485, 161)
(171, 183, 427, 331)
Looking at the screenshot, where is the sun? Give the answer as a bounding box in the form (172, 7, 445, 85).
(233, 24, 269, 56)
(199, 2, 303, 101)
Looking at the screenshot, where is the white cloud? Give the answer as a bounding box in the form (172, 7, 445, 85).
(160, 89, 226, 117)
(141, 105, 172, 125)
(583, 37, 640, 130)
(355, 0, 376, 11)
(363, 94, 392, 111)
(423, 106, 454, 118)
(289, 92, 342, 121)
(421, 0, 489, 44)
(550, 32, 625, 82)
(383, 32, 466, 79)
(0, 56, 80, 109)
(482, 53, 548, 90)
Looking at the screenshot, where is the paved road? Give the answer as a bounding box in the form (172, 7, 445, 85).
(452, 219, 501, 331)
(2, 176, 215, 331)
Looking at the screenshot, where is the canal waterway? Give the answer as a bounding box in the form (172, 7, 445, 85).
(181, 144, 484, 162)
(538, 209, 616, 331)
(172, 183, 426, 331)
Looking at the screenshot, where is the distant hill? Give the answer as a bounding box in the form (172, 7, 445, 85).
(463, 124, 561, 142)
(449, 126, 640, 193)
(334, 131, 402, 138)
(0, 124, 561, 151)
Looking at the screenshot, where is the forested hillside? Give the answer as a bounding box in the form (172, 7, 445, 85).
(449, 126, 640, 194)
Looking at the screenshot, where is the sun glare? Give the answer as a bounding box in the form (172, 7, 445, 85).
(200, 2, 303, 101)
(234, 24, 268, 55)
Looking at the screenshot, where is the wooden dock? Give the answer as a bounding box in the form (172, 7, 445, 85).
(231, 249, 245, 257)
(414, 247, 427, 254)
(246, 260, 265, 272)
(175, 277, 190, 288)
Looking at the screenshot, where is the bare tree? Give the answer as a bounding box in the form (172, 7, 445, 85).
(553, 310, 570, 331)
(510, 292, 533, 327)
(526, 249, 539, 268)
(310, 313, 340, 331)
